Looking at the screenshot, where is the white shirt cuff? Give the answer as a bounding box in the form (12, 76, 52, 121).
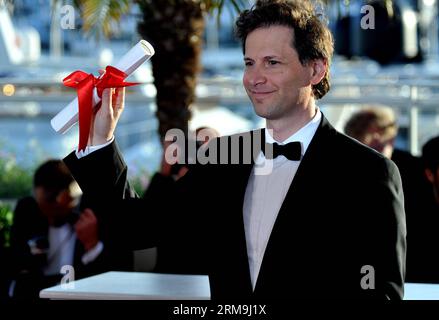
(81, 241, 104, 265)
(75, 137, 115, 159)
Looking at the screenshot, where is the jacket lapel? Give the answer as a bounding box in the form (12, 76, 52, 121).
(238, 129, 265, 293)
(220, 129, 265, 295)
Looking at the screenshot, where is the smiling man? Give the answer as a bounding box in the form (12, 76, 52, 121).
(242, 25, 326, 141)
(64, 0, 406, 299)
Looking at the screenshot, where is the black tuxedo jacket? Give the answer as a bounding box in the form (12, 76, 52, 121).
(65, 115, 406, 299)
(390, 149, 439, 283)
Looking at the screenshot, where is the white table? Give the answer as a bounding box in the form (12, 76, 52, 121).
(404, 283, 439, 300)
(39, 271, 210, 300)
(39, 273, 439, 300)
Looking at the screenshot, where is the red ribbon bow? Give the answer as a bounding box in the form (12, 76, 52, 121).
(63, 66, 139, 151)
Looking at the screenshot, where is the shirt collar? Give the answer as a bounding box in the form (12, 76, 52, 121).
(265, 107, 321, 157)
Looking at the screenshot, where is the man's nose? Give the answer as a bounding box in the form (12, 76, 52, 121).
(246, 65, 267, 86)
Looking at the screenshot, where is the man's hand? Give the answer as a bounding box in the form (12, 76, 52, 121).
(75, 208, 99, 252)
(160, 140, 174, 176)
(160, 140, 189, 180)
(89, 69, 126, 146)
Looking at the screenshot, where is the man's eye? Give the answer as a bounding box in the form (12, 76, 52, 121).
(268, 60, 279, 65)
(245, 61, 253, 66)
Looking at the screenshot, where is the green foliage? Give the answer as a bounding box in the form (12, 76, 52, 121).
(0, 202, 13, 248)
(128, 163, 151, 197)
(75, 0, 132, 38)
(76, 0, 247, 39)
(0, 155, 33, 198)
(130, 176, 148, 197)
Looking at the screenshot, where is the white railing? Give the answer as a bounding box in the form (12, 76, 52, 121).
(1, 77, 439, 154)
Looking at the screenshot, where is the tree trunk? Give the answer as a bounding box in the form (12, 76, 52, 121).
(137, 0, 205, 139)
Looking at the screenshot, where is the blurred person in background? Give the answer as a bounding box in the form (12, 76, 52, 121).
(344, 107, 434, 283)
(423, 137, 439, 208)
(407, 136, 439, 283)
(9, 159, 132, 300)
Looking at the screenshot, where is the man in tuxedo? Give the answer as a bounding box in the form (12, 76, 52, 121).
(64, 0, 406, 299)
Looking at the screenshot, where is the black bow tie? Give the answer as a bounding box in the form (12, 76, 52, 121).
(263, 142, 302, 161)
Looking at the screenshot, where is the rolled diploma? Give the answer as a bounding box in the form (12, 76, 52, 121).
(51, 40, 155, 133)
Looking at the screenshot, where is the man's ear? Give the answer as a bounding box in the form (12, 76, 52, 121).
(425, 168, 434, 184)
(310, 59, 327, 85)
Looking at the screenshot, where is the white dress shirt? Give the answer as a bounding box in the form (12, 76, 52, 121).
(76, 137, 114, 159)
(243, 109, 322, 289)
(44, 224, 76, 276)
(43, 224, 104, 276)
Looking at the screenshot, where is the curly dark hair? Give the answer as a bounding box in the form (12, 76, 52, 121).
(235, 0, 333, 99)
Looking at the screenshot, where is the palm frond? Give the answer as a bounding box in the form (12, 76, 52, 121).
(77, 0, 131, 39)
(202, 0, 249, 14)
(202, 0, 249, 26)
(227, 0, 247, 13)
(215, 0, 225, 25)
(0, 0, 13, 9)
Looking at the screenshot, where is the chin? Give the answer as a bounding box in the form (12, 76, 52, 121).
(253, 108, 269, 119)
(254, 106, 278, 120)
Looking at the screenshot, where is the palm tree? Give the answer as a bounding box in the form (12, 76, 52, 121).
(75, 0, 247, 139)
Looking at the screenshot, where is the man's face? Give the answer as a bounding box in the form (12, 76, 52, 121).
(34, 184, 80, 225)
(360, 127, 395, 159)
(243, 25, 314, 121)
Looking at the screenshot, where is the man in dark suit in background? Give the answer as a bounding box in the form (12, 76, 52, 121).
(9, 160, 132, 299)
(343, 107, 434, 283)
(405, 136, 439, 283)
(64, 0, 406, 299)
